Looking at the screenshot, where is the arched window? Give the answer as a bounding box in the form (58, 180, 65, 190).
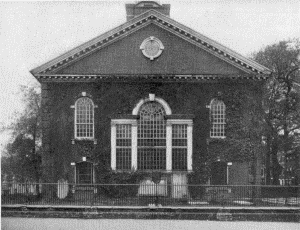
(210, 99, 226, 138)
(138, 101, 166, 170)
(75, 97, 94, 139)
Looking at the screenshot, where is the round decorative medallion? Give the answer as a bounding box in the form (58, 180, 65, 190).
(140, 36, 164, 60)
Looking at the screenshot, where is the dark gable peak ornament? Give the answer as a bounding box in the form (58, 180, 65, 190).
(140, 36, 164, 60)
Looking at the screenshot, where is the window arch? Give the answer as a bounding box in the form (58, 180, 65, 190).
(132, 96, 172, 115)
(210, 99, 226, 138)
(75, 97, 94, 139)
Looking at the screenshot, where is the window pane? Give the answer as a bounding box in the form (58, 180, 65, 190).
(172, 148, 187, 170)
(116, 148, 131, 170)
(138, 148, 166, 170)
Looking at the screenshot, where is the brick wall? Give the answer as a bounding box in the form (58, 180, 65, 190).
(41, 80, 263, 184)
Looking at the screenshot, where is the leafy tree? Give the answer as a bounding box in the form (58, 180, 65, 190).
(1, 84, 42, 183)
(252, 39, 300, 185)
(206, 88, 265, 187)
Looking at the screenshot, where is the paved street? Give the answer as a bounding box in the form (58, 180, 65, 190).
(2, 218, 299, 230)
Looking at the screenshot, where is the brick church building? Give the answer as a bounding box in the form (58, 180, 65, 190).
(31, 1, 270, 191)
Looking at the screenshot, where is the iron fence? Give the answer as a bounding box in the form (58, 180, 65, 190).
(1, 182, 300, 207)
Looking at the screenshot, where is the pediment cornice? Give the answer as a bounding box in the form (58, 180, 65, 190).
(34, 73, 269, 83)
(31, 10, 271, 78)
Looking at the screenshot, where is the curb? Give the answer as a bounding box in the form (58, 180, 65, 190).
(2, 205, 300, 222)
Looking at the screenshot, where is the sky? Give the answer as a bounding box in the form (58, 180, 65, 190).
(0, 0, 300, 153)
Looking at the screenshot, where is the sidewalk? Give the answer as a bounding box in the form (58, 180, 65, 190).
(3, 218, 300, 230)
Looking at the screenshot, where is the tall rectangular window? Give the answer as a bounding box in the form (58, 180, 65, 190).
(172, 124, 187, 170)
(116, 124, 132, 170)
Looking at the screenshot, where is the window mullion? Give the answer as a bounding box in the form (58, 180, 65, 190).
(132, 123, 138, 170)
(111, 124, 116, 170)
(166, 122, 172, 171)
(187, 124, 193, 171)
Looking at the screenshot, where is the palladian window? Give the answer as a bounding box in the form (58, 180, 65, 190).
(111, 96, 193, 172)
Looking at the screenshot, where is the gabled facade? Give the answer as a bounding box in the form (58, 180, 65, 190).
(31, 2, 270, 191)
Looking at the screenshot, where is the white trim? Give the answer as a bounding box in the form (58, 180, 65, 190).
(167, 119, 193, 125)
(149, 93, 155, 101)
(210, 136, 226, 139)
(187, 125, 193, 171)
(111, 124, 116, 170)
(132, 97, 172, 115)
(166, 124, 172, 171)
(132, 123, 138, 170)
(111, 119, 137, 125)
(140, 36, 164, 60)
(111, 119, 137, 170)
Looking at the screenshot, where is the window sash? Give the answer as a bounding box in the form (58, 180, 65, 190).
(116, 124, 132, 170)
(172, 124, 188, 170)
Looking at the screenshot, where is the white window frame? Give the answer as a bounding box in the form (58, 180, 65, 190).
(111, 95, 193, 172)
(209, 99, 226, 138)
(73, 96, 95, 140)
(111, 119, 137, 171)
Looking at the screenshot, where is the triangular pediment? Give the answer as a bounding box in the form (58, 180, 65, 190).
(31, 10, 271, 81)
